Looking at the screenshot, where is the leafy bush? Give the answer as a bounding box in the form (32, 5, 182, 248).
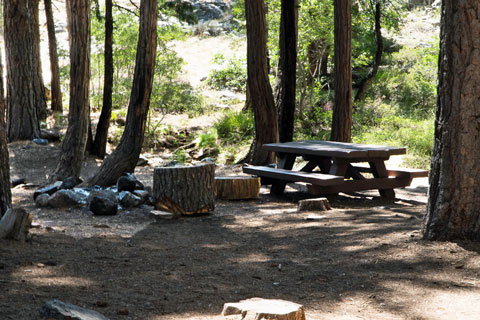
(206, 54, 247, 92)
(90, 7, 203, 115)
(369, 41, 438, 119)
(214, 110, 254, 143)
(197, 129, 218, 148)
(353, 109, 434, 169)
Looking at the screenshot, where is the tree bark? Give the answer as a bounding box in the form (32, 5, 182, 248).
(275, 0, 298, 143)
(153, 163, 215, 215)
(44, 0, 63, 113)
(91, 0, 114, 159)
(86, 0, 158, 187)
(354, 0, 383, 102)
(330, 0, 352, 143)
(31, 0, 48, 121)
(423, 1, 480, 241)
(245, 0, 278, 165)
(0, 49, 11, 217)
(51, 0, 91, 181)
(4, 0, 41, 141)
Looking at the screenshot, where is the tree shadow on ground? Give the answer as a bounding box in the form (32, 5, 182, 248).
(1, 190, 480, 319)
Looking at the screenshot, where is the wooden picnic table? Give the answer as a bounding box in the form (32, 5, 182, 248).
(243, 140, 428, 199)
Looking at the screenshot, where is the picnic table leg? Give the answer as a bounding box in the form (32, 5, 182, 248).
(369, 160, 396, 199)
(270, 154, 296, 195)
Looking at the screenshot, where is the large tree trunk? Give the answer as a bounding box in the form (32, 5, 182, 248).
(44, 0, 63, 113)
(245, 0, 278, 165)
(423, 1, 480, 241)
(86, 0, 158, 187)
(0, 50, 11, 216)
(4, 0, 41, 141)
(51, 0, 91, 181)
(274, 0, 298, 143)
(330, 0, 352, 143)
(354, 0, 383, 102)
(91, 0, 114, 159)
(31, 0, 48, 121)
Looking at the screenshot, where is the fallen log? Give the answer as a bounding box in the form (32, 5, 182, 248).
(215, 176, 260, 200)
(153, 163, 215, 215)
(0, 208, 32, 241)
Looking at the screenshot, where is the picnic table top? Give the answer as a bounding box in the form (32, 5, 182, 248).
(262, 140, 406, 159)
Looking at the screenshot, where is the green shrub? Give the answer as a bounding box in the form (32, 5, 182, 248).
(206, 54, 247, 92)
(197, 129, 218, 148)
(369, 41, 438, 119)
(214, 110, 254, 143)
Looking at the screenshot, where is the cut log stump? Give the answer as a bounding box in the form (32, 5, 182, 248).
(215, 176, 261, 200)
(297, 197, 331, 212)
(153, 163, 215, 215)
(0, 208, 33, 241)
(222, 298, 305, 320)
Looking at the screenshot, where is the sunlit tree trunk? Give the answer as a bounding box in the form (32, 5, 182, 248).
(245, 0, 278, 165)
(87, 0, 158, 187)
(91, 0, 114, 158)
(0, 50, 11, 216)
(330, 0, 352, 142)
(51, 0, 90, 181)
(44, 0, 63, 113)
(423, 1, 480, 241)
(31, 0, 48, 120)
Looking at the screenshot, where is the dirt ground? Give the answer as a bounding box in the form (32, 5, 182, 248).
(2, 141, 480, 320)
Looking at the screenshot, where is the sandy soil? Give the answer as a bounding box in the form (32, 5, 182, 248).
(1, 141, 480, 320)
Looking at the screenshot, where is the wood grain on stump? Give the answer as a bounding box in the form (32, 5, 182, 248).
(297, 197, 331, 212)
(222, 297, 305, 320)
(215, 176, 260, 200)
(153, 163, 215, 215)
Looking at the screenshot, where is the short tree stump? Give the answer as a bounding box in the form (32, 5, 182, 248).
(153, 163, 215, 215)
(222, 297, 305, 320)
(297, 197, 331, 212)
(215, 176, 261, 200)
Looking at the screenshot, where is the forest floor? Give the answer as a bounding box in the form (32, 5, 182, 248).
(2, 140, 480, 320)
(2, 4, 480, 320)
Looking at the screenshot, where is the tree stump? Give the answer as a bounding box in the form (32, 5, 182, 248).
(153, 163, 215, 215)
(0, 208, 32, 241)
(297, 197, 331, 212)
(215, 176, 261, 200)
(222, 298, 305, 320)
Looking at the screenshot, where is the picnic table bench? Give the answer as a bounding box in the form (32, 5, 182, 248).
(243, 141, 429, 199)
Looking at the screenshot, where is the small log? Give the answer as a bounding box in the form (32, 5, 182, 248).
(222, 298, 305, 320)
(0, 208, 33, 241)
(297, 197, 331, 212)
(153, 163, 215, 215)
(215, 176, 261, 200)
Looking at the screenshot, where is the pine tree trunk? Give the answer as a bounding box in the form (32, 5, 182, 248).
(275, 0, 298, 143)
(86, 0, 158, 187)
(51, 0, 90, 181)
(0, 50, 11, 217)
(153, 163, 215, 215)
(4, 0, 41, 141)
(31, 0, 48, 121)
(44, 0, 63, 113)
(330, 0, 352, 143)
(245, 0, 278, 165)
(423, 1, 480, 241)
(91, 0, 114, 159)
